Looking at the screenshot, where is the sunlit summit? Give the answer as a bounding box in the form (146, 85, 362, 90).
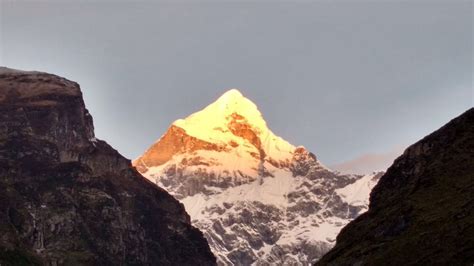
(133, 89, 379, 264)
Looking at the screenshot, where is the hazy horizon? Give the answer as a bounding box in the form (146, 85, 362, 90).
(1, 1, 472, 169)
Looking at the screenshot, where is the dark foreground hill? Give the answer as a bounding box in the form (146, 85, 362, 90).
(317, 108, 474, 265)
(0, 68, 216, 265)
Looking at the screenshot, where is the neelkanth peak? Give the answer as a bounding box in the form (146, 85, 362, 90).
(134, 88, 380, 265)
(174, 89, 267, 140)
(172, 88, 295, 159)
(134, 89, 298, 178)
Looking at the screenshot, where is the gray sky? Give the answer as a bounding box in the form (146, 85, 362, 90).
(1, 1, 472, 166)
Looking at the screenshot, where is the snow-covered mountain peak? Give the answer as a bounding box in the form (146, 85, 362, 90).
(174, 89, 270, 140)
(134, 89, 304, 197)
(134, 89, 381, 265)
(174, 88, 259, 126)
(214, 88, 244, 103)
(170, 89, 295, 162)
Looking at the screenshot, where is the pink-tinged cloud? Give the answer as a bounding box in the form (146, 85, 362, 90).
(330, 146, 406, 175)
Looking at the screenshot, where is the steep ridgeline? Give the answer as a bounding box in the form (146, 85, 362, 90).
(134, 89, 382, 265)
(317, 108, 474, 266)
(0, 68, 216, 265)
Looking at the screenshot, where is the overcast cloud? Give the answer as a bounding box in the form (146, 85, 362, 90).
(1, 1, 472, 167)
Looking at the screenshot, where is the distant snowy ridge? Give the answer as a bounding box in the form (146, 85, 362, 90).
(134, 89, 381, 265)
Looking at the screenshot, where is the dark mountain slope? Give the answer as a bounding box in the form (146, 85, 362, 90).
(0, 68, 216, 265)
(317, 108, 474, 265)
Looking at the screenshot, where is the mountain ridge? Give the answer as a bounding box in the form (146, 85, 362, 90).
(317, 108, 474, 265)
(0, 68, 216, 265)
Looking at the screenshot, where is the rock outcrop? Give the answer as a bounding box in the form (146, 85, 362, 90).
(0, 67, 216, 265)
(317, 108, 474, 265)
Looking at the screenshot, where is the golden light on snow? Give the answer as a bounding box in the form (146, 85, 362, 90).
(173, 88, 296, 160)
(135, 88, 300, 182)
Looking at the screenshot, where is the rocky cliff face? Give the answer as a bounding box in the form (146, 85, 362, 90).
(317, 108, 474, 265)
(135, 89, 381, 265)
(0, 67, 216, 265)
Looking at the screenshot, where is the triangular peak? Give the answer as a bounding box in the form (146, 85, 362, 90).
(168, 88, 296, 161)
(218, 88, 244, 101)
(173, 88, 268, 138)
